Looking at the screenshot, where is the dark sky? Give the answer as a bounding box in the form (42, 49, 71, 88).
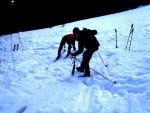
(0, 0, 149, 35)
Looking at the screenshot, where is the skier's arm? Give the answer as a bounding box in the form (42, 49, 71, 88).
(58, 37, 65, 57)
(66, 44, 72, 58)
(72, 40, 76, 51)
(71, 42, 84, 56)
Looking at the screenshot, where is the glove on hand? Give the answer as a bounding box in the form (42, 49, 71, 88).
(70, 52, 76, 57)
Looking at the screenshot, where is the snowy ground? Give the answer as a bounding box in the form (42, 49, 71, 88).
(0, 5, 150, 113)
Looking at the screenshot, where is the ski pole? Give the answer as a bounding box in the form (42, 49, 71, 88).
(129, 28, 134, 51)
(71, 57, 76, 75)
(115, 29, 118, 48)
(17, 32, 22, 45)
(97, 51, 108, 67)
(73, 57, 116, 84)
(125, 24, 133, 50)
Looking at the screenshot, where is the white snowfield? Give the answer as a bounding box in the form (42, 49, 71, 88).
(0, 5, 150, 113)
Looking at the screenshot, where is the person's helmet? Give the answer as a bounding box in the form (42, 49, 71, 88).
(73, 27, 80, 35)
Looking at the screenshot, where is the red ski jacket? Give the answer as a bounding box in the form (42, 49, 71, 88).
(64, 34, 75, 44)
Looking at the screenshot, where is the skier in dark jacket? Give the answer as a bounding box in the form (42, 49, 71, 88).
(56, 34, 76, 59)
(71, 27, 100, 77)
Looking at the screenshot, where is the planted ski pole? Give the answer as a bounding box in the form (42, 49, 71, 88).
(129, 28, 134, 51)
(97, 51, 108, 67)
(71, 57, 76, 75)
(115, 29, 118, 48)
(73, 57, 116, 84)
(125, 24, 134, 50)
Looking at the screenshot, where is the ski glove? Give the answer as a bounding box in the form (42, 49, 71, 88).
(70, 52, 76, 57)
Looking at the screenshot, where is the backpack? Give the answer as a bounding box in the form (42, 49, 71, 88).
(83, 28, 97, 35)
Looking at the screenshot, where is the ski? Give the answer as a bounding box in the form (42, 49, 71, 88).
(78, 75, 90, 78)
(53, 50, 66, 62)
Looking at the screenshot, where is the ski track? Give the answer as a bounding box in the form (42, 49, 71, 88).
(72, 86, 93, 113)
(0, 28, 147, 113)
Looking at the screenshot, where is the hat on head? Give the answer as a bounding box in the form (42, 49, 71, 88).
(73, 27, 80, 34)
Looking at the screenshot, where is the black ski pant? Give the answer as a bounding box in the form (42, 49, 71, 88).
(80, 48, 98, 75)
